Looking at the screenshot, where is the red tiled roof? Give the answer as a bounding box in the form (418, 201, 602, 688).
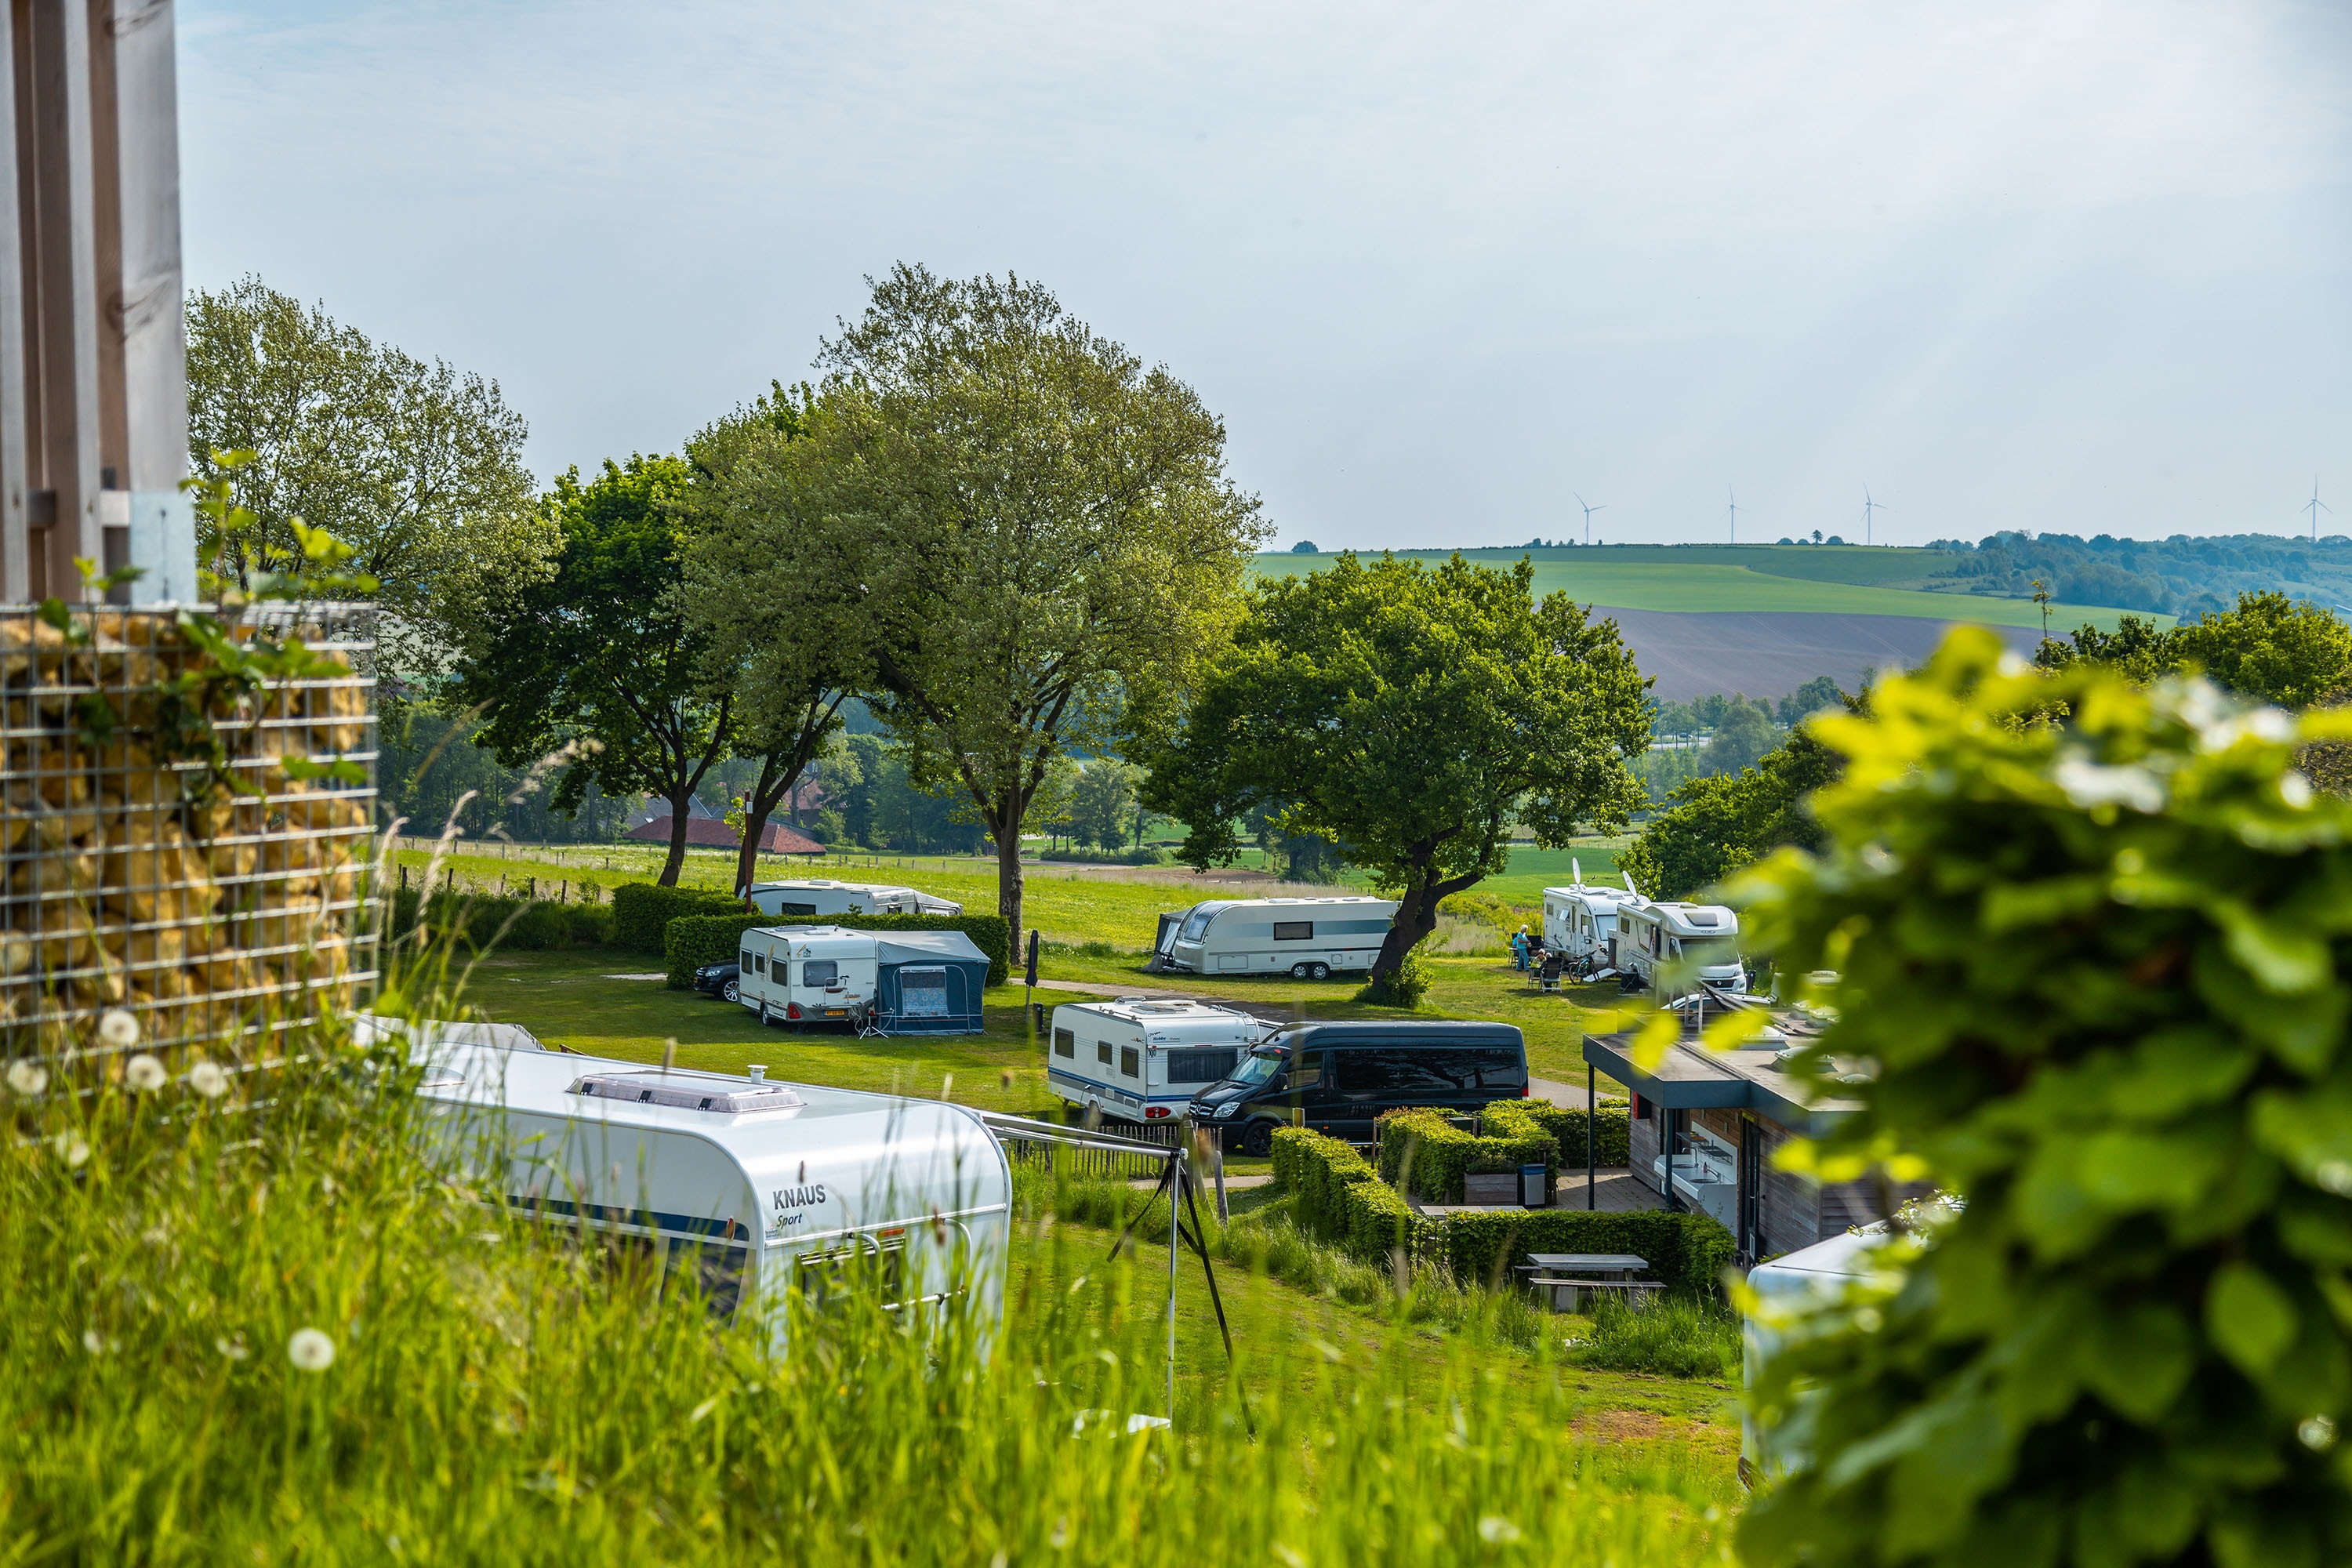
(624, 815, 827, 854)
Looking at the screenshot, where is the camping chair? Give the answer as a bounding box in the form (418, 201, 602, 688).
(1537, 953, 1565, 993)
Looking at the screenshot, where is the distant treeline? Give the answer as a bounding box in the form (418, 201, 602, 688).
(1918, 532, 2352, 619)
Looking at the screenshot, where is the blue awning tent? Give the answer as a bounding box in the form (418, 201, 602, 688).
(867, 931, 992, 1036)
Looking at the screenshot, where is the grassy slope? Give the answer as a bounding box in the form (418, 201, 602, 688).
(1258, 545, 2162, 630)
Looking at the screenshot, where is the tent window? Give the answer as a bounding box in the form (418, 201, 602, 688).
(803, 960, 839, 987)
(1272, 921, 1313, 942)
(1054, 1028, 1076, 1058)
(1120, 1046, 1141, 1079)
(898, 967, 950, 1018)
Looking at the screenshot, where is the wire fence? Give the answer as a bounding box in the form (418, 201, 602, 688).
(1003, 1117, 1187, 1181)
(0, 603, 376, 1065)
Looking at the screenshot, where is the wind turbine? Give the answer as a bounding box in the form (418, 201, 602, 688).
(2307, 479, 2332, 542)
(1727, 487, 1740, 545)
(1862, 487, 1890, 546)
(1574, 492, 1606, 546)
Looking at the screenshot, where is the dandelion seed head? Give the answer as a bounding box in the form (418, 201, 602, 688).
(6, 1059, 48, 1098)
(216, 1334, 249, 1362)
(97, 1009, 140, 1050)
(287, 1327, 336, 1373)
(124, 1054, 166, 1091)
(1478, 1515, 1522, 1544)
(186, 1060, 229, 1099)
(52, 1134, 89, 1168)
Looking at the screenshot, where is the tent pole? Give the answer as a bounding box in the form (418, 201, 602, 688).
(1169, 1145, 1181, 1428)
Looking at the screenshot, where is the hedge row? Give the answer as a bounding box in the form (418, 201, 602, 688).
(388, 887, 616, 952)
(1373, 1106, 1555, 1203)
(1437, 1207, 1736, 1296)
(1501, 1098, 1632, 1169)
(613, 883, 742, 953)
(1273, 1122, 1733, 1295)
(662, 912, 1014, 989)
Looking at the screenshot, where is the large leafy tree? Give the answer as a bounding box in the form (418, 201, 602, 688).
(677, 383, 868, 897)
(187, 276, 554, 676)
(1145, 552, 1650, 979)
(1618, 724, 1842, 902)
(806, 265, 1265, 938)
(2037, 591, 2352, 709)
(459, 456, 730, 886)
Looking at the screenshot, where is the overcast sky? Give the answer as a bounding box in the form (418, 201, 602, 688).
(180, 0, 2352, 550)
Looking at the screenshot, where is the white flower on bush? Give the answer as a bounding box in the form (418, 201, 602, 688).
(287, 1327, 336, 1373)
(123, 1054, 166, 1092)
(185, 1060, 229, 1099)
(97, 1010, 140, 1050)
(5, 1059, 47, 1098)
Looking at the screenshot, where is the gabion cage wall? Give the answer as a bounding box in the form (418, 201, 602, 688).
(0, 603, 377, 1064)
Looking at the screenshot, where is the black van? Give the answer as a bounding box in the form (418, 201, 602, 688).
(1189, 1021, 1530, 1155)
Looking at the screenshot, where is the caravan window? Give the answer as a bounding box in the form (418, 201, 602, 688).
(1272, 920, 1313, 942)
(1165, 1047, 1240, 1084)
(1098, 1040, 1113, 1065)
(1120, 1046, 1142, 1079)
(1054, 1028, 1076, 1058)
(1178, 909, 1215, 942)
(803, 960, 839, 988)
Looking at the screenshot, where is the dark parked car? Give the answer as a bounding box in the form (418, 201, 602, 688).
(692, 960, 740, 1001)
(1189, 1020, 1529, 1156)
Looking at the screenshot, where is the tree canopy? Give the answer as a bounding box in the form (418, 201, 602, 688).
(1144, 552, 1650, 979)
(458, 456, 730, 886)
(2035, 591, 2352, 709)
(186, 276, 554, 677)
(1618, 725, 1842, 902)
(804, 264, 1265, 938)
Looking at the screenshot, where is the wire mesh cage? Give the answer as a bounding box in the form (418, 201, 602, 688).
(0, 601, 378, 1068)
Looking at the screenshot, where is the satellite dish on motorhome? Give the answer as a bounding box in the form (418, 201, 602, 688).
(1572, 857, 1583, 886)
(1624, 873, 1642, 899)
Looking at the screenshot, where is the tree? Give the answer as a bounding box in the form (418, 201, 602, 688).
(1069, 759, 1140, 851)
(1700, 698, 1778, 773)
(186, 276, 554, 677)
(459, 457, 731, 886)
(1777, 675, 1846, 725)
(677, 383, 870, 897)
(2036, 592, 2352, 710)
(805, 265, 1265, 939)
(1619, 726, 1840, 901)
(1144, 552, 1650, 981)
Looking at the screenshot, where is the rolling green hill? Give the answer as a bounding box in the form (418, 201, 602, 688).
(1257, 545, 2165, 633)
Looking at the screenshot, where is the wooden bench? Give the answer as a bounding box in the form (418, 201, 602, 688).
(1526, 1277, 1668, 1312)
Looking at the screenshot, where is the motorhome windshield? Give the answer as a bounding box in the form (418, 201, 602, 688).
(1225, 1048, 1286, 1087)
(1680, 937, 1739, 964)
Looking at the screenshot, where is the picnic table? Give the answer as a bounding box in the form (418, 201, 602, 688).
(1517, 1252, 1662, 1312)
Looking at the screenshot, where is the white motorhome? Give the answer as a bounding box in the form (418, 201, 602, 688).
(743, 879, 963, 919)
(1047, 998, 1265, 1124)
(411, 1038, 1012, 1349)
(1152, 896, 1399, 979)
(1541, 860, 1642, 970)
(1612, 900, 1746, 996)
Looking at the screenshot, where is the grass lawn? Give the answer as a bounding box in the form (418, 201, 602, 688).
(1258, 545, 2154, 630)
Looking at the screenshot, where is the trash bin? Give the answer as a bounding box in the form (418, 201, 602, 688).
(1520, 1163, 1549, 1208)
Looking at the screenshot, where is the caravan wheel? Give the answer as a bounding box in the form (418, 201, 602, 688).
(1290, 963, 1312, 979)
(1308, 963, 1330, 981)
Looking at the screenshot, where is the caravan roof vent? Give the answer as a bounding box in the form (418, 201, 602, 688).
(568, 1070, 805, 1115)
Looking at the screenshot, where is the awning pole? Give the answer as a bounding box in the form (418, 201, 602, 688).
(1586, 1062, 1596, 1210)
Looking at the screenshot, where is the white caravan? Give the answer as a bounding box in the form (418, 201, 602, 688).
(411, 1038, 1012, 1349)
(1741, 1225, 1906, 1487)
(1612, 900, 1746, 996)
(743, 879, 964, 918)
(1541, 858, 1642, 969)
(735, 925, 878, 1027)
(1047, 998, 1265, 1123)
(1152, 896, 1399, 978)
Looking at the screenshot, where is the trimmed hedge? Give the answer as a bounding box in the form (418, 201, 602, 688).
(1496, 1098, 1632, 1169)
(1269, 1127, 1375, 1234)
(1374, 1107, 1555, 1203)
(388, 887, 616, 952)
(1337, 1177, 1437, 1263)
(613, 883, 742, 953)
(1436, 1208, 1736, 1298)
(662, 911, 1013, 989)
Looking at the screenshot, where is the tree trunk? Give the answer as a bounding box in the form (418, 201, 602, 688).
(732, 753, 795, 901)
(659, 789, 694, 887)
(996, 824, 1025, 949)
(1367, 864, 1481, 978)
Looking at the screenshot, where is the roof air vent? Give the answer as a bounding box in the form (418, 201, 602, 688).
(568, 1070, 804, 1114)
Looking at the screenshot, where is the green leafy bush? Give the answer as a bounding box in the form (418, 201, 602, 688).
(1498, 1097, 1632, 1168)
(1569, 1294, 1741, 1381)
(612, 882, 741, 953)
(1270, 1127, 1377, 1234)
(388, 887, 615, 951)
(1736, 627, 2352, 1566)
(1355, 945, 1430, 1007)
(1437, 1208, 1733, 1297)
(1374, 1107, 1555, 1202)
(661, 912, 1011, 988)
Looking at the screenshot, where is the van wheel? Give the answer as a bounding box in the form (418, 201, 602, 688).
(1308, 963, 1330, 981)
(1241, 1120, 1276, 1157)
